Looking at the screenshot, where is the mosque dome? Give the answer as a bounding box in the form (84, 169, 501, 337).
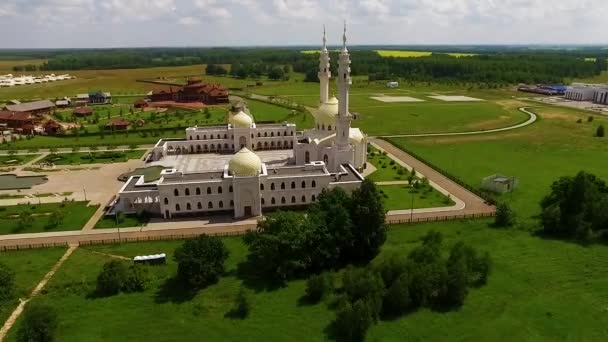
(316, 96, 339, 125)
(228, 148, 262, 177)
(231, 110, 254, 128)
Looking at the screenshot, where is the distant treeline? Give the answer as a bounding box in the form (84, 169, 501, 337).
(2, 47, 606, 84)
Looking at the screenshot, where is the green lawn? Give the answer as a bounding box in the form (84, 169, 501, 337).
(246, 98, 314, 129)
(94, 214, 148, 229)
(0, 201, 98, 235)
(39, 150, 145, 165)
(366, 146, 411, 182)
(379, 184, 454, 211)
(118, 166, 165, 182)
(0, 154, 41, 166)
(388, 105, 608, 224)
(0, 248, 66, 325)
(7, 219, 608, 341)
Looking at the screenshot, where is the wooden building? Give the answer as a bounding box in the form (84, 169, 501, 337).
(43, 119, 62, 135)
(149, 80, 229, 104)
(106, 118, 131, 131)
(73, 106, 93, 117)
(4, 100, 55, 116)
(0, 111, 35, 132)
(134, 99, 149, 109)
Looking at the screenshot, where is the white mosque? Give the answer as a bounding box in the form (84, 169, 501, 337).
(111, 26, 368, 219)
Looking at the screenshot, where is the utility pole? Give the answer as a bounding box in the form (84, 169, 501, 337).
(410, 192, 414, 222)
(83, 187, 87, 201)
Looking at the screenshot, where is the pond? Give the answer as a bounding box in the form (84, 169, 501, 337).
(0, 174, 48, 190)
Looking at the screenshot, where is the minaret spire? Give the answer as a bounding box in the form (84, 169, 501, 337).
(318, 25, 331, 105)
(336, 21, 352, 148)
(342, 21, 348, 53)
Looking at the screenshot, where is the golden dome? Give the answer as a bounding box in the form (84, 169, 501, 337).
(231, 110, 253, 128)
(316, 96, 339, 125)
(228, 148, 262, 177)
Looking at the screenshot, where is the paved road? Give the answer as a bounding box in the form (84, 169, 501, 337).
(0, 145, 155, 155)
(377, 107, 537, 138)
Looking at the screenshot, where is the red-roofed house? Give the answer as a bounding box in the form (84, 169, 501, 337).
(106, 118, 131, 131)
(0, 111, 35, 132)
(148, 79, 229, 105)
(43, 120, 63, 135)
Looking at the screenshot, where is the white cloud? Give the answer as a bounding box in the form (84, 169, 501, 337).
(0, 0, 606, 47)
(193, 0, 231, 18)
(178, 16, 200, 25)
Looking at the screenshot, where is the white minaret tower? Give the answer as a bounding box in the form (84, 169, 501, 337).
(318, 25, 331, 104)
(336, 22, 353, 148)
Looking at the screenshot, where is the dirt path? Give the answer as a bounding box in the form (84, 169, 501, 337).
(81, 248, 131, 260)
(0, 245, 77, 340)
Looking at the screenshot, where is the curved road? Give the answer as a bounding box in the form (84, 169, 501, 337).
(377, 107, 537, 138)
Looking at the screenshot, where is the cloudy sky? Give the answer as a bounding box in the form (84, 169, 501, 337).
(0, 0, 606, 48)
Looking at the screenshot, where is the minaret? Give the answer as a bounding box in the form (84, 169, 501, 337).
(318, 25, 331, 104)
(336, 22, 352, 148)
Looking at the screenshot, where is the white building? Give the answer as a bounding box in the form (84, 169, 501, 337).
(111, 26, 368, 220)
(564, 83, 608, 104)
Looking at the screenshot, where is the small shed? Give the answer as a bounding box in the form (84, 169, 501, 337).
(134, 99, 149, 109)
(106, 118, 131, 131)
(386, 81, 399, 88)
(73, 106, 93, 117)
(43, 120, 62, 135)
(481, 174, 518, 194)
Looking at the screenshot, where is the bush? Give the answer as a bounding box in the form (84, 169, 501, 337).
(123, 264, 151, 293)
(0, 262, 15, 301)
(333, 299, 374, 342)
(374, 252, 407, 287)
(382, 273, 411, 315)
(494, 202, 516, 227)
(305, 273, 332, 303)
(596, 125, 605, 137)
(96, 260, 128, 296)
(174, 234, 229, 288)
(588, 116, 594, 122)
(16, 304, 58, 342)
(342, 267, 384, 320)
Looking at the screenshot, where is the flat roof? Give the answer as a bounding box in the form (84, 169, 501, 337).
(123, 176, 159, 192)
(332, 165, 363, 183)
(161, 171, 224, 183)
(267, 166, 326, 176)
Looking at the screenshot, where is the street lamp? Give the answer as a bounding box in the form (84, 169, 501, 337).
(410, 189, 414, 223)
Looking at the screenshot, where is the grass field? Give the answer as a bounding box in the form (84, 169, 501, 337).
(94, 214, 148, 229)
(6, 219, 608, 341)
(388, 105, 608, 224)
(0, 64, 252, 101)
(0, 154, 41, 166)
(40, 150, 144, 165)
(366, 146, 411, 182)
(118, 166, 164, 182)
(0, 248, 66, 324)
(0, 201, 98, 235)
(375, 50, 477, 58)
(379, 184, 453, 211)
(246, 98, 314, 129)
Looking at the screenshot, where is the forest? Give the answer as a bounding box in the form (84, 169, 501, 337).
(3, 46, 606, 85)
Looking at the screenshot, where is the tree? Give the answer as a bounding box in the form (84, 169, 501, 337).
(494, 202, 516, 227)
(382, 273, 411, 315)
(596, 125, 605, 137)
(244, 211, 311, 281)
(373, 252, 408, 287)
(333, 299, 374, 342)
(349, 179, 387, 262)
(123, 264, 151, 293)
(18, 211, 34, 230)
(16, 304, 58, 342)
(268, 66, 286, 80)
(96, 260, 129, 296)
(0, 262, 15, 301)
(444, 257, 469, 306)
(540, 171, 608, 239)
(305, 273, 332, 303)
(174, 234, 229, 288)
(46, 210, 64, 229)
(342, 267, 385, 320)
